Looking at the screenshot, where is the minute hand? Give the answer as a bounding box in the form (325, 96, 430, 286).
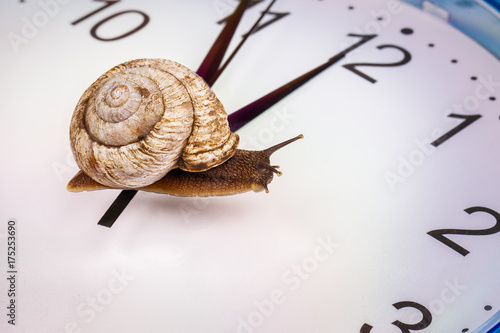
(229, 33, 376, 131)
(96, 33, 375, 228)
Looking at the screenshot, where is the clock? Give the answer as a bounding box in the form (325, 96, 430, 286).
(1, 0, 500, 332)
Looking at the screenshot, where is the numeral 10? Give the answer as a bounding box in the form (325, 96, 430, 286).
(71, 0, 149, 41)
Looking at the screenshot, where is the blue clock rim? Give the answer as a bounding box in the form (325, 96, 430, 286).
(401, 0, 500, 59)
(470, 309, 500, 332)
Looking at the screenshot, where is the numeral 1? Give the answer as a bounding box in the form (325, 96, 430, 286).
(431, 113, 482, 147)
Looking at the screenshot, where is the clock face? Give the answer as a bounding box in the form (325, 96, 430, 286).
(1, 0, 500, 332)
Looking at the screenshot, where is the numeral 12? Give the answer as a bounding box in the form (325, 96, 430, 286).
(343, 44, 411, 83)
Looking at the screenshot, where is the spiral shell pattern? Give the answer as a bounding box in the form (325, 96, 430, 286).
(70, 59, 239, 188)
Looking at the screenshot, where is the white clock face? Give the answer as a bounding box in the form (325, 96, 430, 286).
(1, 1, 500, 332)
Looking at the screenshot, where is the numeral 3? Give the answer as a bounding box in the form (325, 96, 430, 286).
(361, 301, 432, 333)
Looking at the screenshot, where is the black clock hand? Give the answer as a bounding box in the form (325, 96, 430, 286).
(97, 190, 137, 228)
(98, 0, 260, 227)
(229, 33, 376, 131)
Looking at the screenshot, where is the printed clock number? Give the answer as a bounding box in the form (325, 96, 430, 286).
(431, 113, 482, 147)
(216, 0, 265, 23)
(360, 301, 432, 333)
(71, 0, 120, 25)
(71, 0, 150, 41)
(343, 44, 412, 83)
(217, 0, 289, 38)
(428, 206, 500, 256)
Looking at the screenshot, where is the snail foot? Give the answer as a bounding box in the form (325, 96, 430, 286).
(67, 170, 110, 192)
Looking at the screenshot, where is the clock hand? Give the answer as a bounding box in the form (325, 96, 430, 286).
(228, 33, 376, 131)
(208, 0, 277, 86)
(96, 190, 137, 228)
(98, 0, 254, 228)
(97, 33, 375, 228)
(196, 0, 251, 83)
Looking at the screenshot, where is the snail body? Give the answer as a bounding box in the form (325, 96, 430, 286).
(68, 58, 302, 196)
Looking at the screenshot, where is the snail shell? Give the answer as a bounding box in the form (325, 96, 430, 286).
(70, 59, 239, 189)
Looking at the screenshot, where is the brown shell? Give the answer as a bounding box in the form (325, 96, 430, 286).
(70, 59, 239, 189)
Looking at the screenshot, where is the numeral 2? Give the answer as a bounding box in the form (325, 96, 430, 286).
(343, 44, 412, 83)
(428, 206, 500, 256)
(361, 301, 432, 333)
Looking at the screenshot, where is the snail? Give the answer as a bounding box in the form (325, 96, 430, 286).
(67, 58, 302, 196)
